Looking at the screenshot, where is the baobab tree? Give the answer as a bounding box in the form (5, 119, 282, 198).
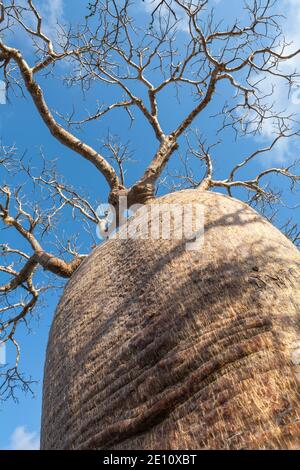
(1, 0, 300, 450)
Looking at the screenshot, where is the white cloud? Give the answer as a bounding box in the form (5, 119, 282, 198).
(39, 0, 64, 40)
(140, 0, 243, 31)
(9, 426, 40, 451)
(4, 0, 65, 49)
(249, 0, 300, 162)
(141, 0, 190, 31)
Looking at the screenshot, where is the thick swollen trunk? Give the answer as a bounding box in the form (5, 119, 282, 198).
(41, 189, 300, 450)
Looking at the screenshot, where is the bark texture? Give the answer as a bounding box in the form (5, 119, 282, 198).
(41, 189, 300, 450)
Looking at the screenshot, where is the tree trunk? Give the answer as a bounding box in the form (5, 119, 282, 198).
(41, 189, 300, 450)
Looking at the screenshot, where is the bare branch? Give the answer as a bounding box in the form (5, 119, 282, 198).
(0, 42, 119, 191)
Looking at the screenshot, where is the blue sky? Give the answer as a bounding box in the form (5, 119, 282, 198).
(0, 0, 300, 450)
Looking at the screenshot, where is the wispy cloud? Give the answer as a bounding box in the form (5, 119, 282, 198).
(4, 0, 65, 49)
(143, 1, 300, 162)
(141, 0, 240, 30)
(9, 426, 40, 450)
(141, 0, 189, 30)
(39, 0, 64, 40)
(250, 0, 300, 161)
